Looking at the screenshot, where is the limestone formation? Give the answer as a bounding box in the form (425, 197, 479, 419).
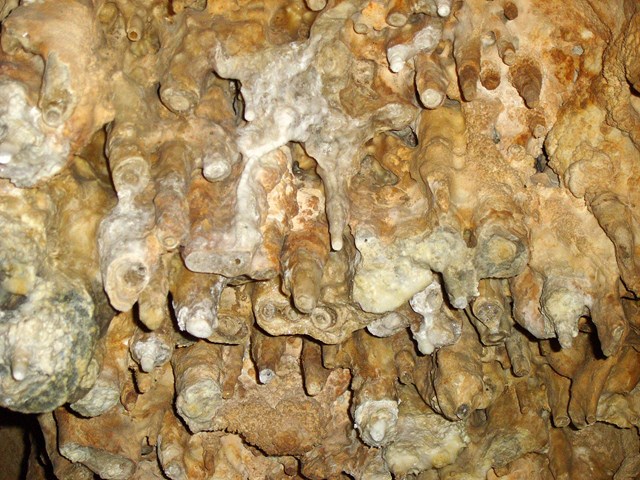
(1, 0, 640, 479)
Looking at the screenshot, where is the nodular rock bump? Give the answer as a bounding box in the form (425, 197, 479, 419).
(0, 0, 640, 478)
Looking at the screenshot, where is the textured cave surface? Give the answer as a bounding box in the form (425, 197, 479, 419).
(0, 0, 640, 478)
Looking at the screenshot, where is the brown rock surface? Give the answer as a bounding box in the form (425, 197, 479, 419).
(0, 0, 639, 478)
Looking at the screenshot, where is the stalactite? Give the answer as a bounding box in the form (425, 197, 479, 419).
(1, 0, 640, 478)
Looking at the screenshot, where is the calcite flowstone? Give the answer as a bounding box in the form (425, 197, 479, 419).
(0, 0, 639, 479)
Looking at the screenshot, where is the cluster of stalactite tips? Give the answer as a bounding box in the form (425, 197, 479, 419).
(0, 0, 640, 478)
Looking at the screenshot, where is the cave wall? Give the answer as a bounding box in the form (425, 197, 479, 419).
(0, 0, 640, 478)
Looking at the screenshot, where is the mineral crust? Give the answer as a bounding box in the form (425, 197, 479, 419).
(0, 0, 640, 478)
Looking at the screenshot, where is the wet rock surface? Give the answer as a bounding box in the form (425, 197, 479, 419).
(0, 0, 640, 478)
